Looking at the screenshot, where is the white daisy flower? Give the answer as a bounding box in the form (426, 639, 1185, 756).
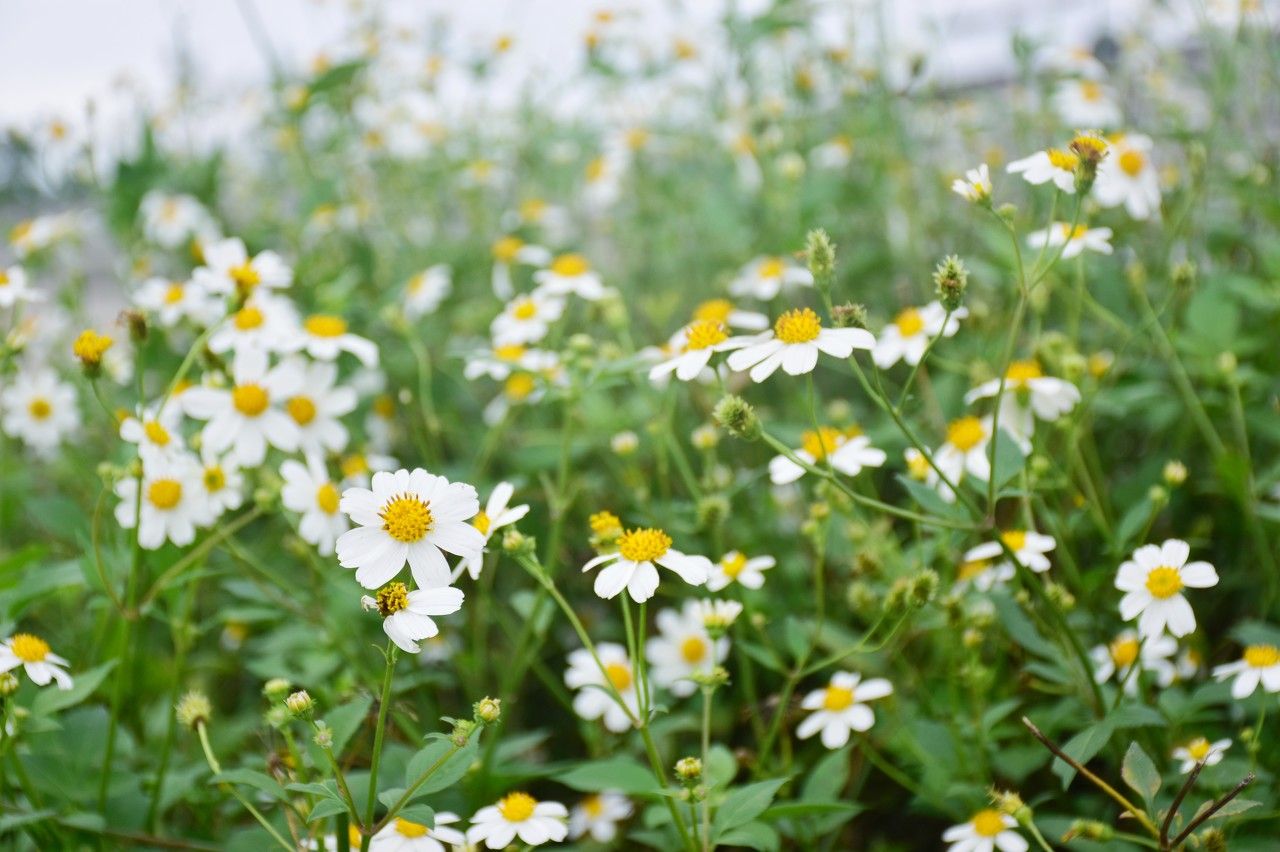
(1172, 738, 1232, 775)
(954, 556, 1015, 593)
(689, 297, 769, 332)
(369, 812, 466, 852)
(569, 792, 632, 843)
(133, 276, 220, 328)
(810, 135, 854, 170)
(962, 529, 1056, 575)
(0, 633, 73, 689)
(706, 550, 776, 592)
(114, 450, 209, 549)
(362, 581, 464, 654)
(183, 347, 304, 466)
(796, 671, 892, 749)
(119, 404, 185, 459)
(463, 344, 557, 382)
(281, 455, 348, 555)
(727, 307, 875, 382)
(951, 163, 992, 203)
(1006, 148, 1080, 193)
(336, 468, 484, 589)
(293, 314, 378, 367)
(339, 450, 399, 489)
(192, 236, 292, 298)
(0, 368, 79, 457)
(648, 319, 751, 382)
(645, 600, 729, 697)
(1026, 223, 1113, 259)
(208, 294, 300, 356)
(964, 360, 1080, 452)
(943, 810, 1027, 852)
(467, 792, 568, 849)
(768, 425, 887, 484)
(532, 253, 607, 300)
(281, 359, 357, 457)
(1052, 79, 1122, 128)
(1212, 644, 1280, 699)
(934, 415, 993, 487)
(9, 213, 77, 259)
(139, 191, 218, 250)
(565, 643, 647, 732)
(490, 237, 551, 300)
(0, 265, 44, 307)
(491, 291, 566, 345)
(198, 448, 244, 520)
(872, 301, 966, 369)
(455, 482, 530, 581)
(581, 526, 711, 603)
(728, 255, 813, 300)
(404, 265, 453, 320)
(1115, 539, 1218, 638)
(694, 599, 745, 633)
(1089, 630, 1178, 694)
(1094, 133, 1161, 221)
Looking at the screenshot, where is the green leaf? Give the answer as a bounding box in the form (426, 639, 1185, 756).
(1121, 742, 1161, 805)
(212, 768, 288, 802)
(287, 781, 340, 799)
(896, 475, 966, 520)
(763, 801, 861, 820)
(1052, 720, 1114, 788)
(1195, 797, 1259, 821)
(705, 744, 738, 790)
(405, 738, 478, 796)
(991, 428, 1027, 489)
(801, 747, 850, 802)
(716, 821, 780, 851)
(324, 695, 373, 756)
(307, 797, 350, 822)
(1110, 704, 1165, 729)
(396, 804, 435, 826)
(712, 778, 789, 836)
(556, 757, 658, 795)
(31, 661, 116, 716)
(991, 594, 1057, 659)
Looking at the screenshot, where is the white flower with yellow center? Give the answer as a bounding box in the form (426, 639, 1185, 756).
(1007, 147, 1080, 193)
(455, 482, 530, 581)
(648, 319, 750, 382)
(139, 191, 217, 249)
(645, 600, 730, 697)
(208, 294, 300, 356)
(1115, 539, 1218, 638)
(1089, 630, 1177, 694)
(1026, 222, 1113, 259)
(1052, 79, 1121, 128)
(490, 236, 551, 300)
(404, 264, 453, 320)
(694, 599, 745, 633)
(953, 556, 1014, 593)
(183, 347, 304, 466)
(728, 307, 874, 382)
(1, 368, 79, 457)
(965, 360, 1080, 452)
(797, 671, 892, 748)
(114, 450, 208, 549)
(1094, 133, 1161, 220)
(369, 810, 465, 851)
(292, 313, 378, 367)
(0, 633, 73, 689)
(768, 425, 886, 484)
(943, 810, 1027, 852)
(361, 580, 465, 654)
(9, 212, 76, 259)
(0, 265, 44, 307)
(133, 276, 218, 328)
(464, 344, 556, 381)
(568, 792, 632, 843)
(199, 448, 244, 519)
(581, 526, 711, 603)
(532, 253, 607, 300)
(491, 291, 566, 345)
(707, 550, 776, 591)
(193, 236, 292, 297)
(119, 404, 185, 459)
(467, 791, 568, 849)
(811, 135, 854, 170)
(690, 297, 769, 332)
(872, 301, 966, 369)
(281, 455, 348, 555)
(962, 529, 1056, 576)
(934, 414, 993, 487)
(951, 163, 992, 203)
(339, 450, 399, 488)
(336, 468, 484, 589)
(1172, 737, 1231, 775)
(565, 643, 648, 732)
(728, 255, 814, 300)
(1212, 643, 1280, 699)
(281, 359, 357, 456)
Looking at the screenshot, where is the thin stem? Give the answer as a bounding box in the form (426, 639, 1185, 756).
(362, 642, 398, 852)
(1169, 773, 1256, 847)
(198, 722, 294, 851)
(1161, 758, 1205, 847)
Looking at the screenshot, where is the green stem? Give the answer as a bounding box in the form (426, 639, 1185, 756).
(361, 643, 398, 852)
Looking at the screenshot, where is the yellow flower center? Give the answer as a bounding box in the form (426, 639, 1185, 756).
(585, 156, 607, 182)
(512, 298, 538, 320)
(520, 198, 547, 221)
(604, 662, 633, 691)
(589, 510, 622, 536)
(684, 319, 728, 351)
(144, 420, 171, 446)
(203, 466, 226, 492)
(394, 819, 428, 838)
(73, 329, 113, 365)
(1079, 80, 1102, 102)
(1005, 359, 1043, 385)
(286, 395, 317, 426)
(583, 795, 604, 817)
(822, 685, 854, 711)
(972, 809, 1006, 838)
(0, 271, 9, 286)
(1063, 224, 1090, 240)
(1186, 737, 1211, 761)
(505, 373, 536, 401)
(946, 416, 986, 451)
(341, 454, 368, 478)
(774, 307, 822, 344)
(316, 483, 340, 514)
(721, 552, 748, 579)
(1110, 636, 1140, 668)
(232, 384, 270, 417)
(473, 510, 491, 536)
(680, 636, 708, 664)
(1145, 566, 1183, 599)
(1047, 148, 1080, 171)
(10, 633, 50, 663)
(375, 581, 410, 616)
(380, 495, 434, 543)
(229, 262, 261, 292)
(894, 308, 924, 337)
(1244, 644, 1280, 668)
(957, 559, 988, 582)
(551, 253, 589, 276)
(617, 527, 672, 562)
(148, 479, 183, 510)
(233, 306, 265, 330)
(493, 236, 524, 262)
(1000, 530, 1027, 552)
(758, 257, 784, 279)
(694, 299, 733, 324)
(373, 394, 395, 418)
(164, 283, 185, 304)
(801, 426, 846, 460)
(494, 344, 526, 362)
(1119, 150, 1145, 177)
(304, 314, 347, 337)
(906, 452, 930, 480)
(498, 792, 537, 822)
(27, 397, 52, 420)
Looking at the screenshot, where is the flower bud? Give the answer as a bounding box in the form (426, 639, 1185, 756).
(313, 722, 333, 748)
(804, 229, 836, 294)
(176, 690, 212, 730)
(263, 678, 291, 701)
(72, 329, 114, 377)
(120, 308, 149, 343)
(830, 302, 867, 329)
(610, 431, 639, 456)
(713, 395, 760, 441)
(1163, 460, 1188, 486)
(933, 255, 968, 312)
(285, 690, 314, 717)
(1069, 132, 1108, 193)
(474, 697, 502, 723)
(0, 672, 18, 697)
(501, 528, 536, 557)
(675, 756, 703, 785)
(451, 718, 477, 746)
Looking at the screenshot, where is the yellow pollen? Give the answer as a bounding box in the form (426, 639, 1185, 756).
(1244, 645, 1280, 668)
(1005, 359, 1043, 385)
(617, 527, 672, 562)
(305, 314, 347, 337)
(773, 307, 822, 344)
(164, 283, 185, 304)
(498, 792, 537, 822)
(589, 510, 621, 536)
(907, 452, 931, 480)
(73, 329, 113, 365)
(680, 636, 708, 664)
(1145, 566, 1183, 599)
(684, 319, 728, 351)
(721, 552, 748, 579)
(229, 262, 261, 292)
(583, 795, 604, 817)
(375, 582, 410, 616)
(604, 662, 632, 691)
(233, 306, 265, 330)
(148, 479, 183, 510)
(505, 373, 537, 401)
(473, 510, 491, 536)
(1047, 148, 1080, 172)
(27, 397, 52, 420)
(894, 308, 924, 337)
(801, 426, 845, 461)
(203, 466, 226, 491)
(232, 384, 270, 417)
(1000, 530, 1027, 552)
(493, 236, 524, 262)
(1063, 224, 1090, 240)
(693, 298, 733, 324)
(512, 298, 538, 320)
(9, 633, 50, 663)
(144, 420, 171, 446)
(286, 396, 317, 426)
(1185, 738, 1211, 761)
(381, 495, 434, 543)
(494, 344, 526, 362)
(316, 483, 339, 514)
(946, 417, 986, 451)
(1119, 150, 1145, 177)
(341, 454, 369, 477)
(551, 253, 589, 276)
(957, 559, 988, 582)
(822, 685, 854, 711)
(972, 809, 1006, 837)
(394, 819, 428, 838)
(757, 257, 785, 279)
(1110, 636, 1140, 668)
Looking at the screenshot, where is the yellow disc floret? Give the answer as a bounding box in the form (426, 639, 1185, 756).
(1244, 644, 1280, 669)
(972, 809, 1006, 837)
(148, 479, 183, 510)
(10, 633, 50, 663)
(232, 384, 270, 417)
(380, 495, 434, 543)
(680, 636, 708, 663)
(287, 395, 317, 425)
(316, 483, 340, 514)
(774, 307, 822, 344)
(1145, 566, 1183, 599)
(304, 314, 347, 337)
(617, 527, 672, 563)
(946, 417, 986, 451)
(551, 253, 589, 277)
(684, 319, 728, 351)
(822, 684, 854, 711)
(375, 582, 410, 617)
(498, 791, 537, 822)
(894, 308, 924, 337)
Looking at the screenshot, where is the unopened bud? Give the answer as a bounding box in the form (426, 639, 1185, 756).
(0, 672, 18, 697)
(933, 255, 968, 312)
(675, 756, 703, 784)
(804, 229, 836, 293)
(713, 395, 760, 441)
(263, 678, 291, 701)
(1163, 460, 1188, 486)
(474, 697, 502, 723)
(72, 329, 114, 376)
(176, 690, 212, 730)
(285, 690, 314, 717)
(830, 302, 867, 329)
